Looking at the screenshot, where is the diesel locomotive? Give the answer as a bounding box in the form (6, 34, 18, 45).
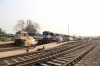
(14, 31, 71, 46)
(14, 31, 43, 46)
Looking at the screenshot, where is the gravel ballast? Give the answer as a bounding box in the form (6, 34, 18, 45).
(75, 41, 100, 66)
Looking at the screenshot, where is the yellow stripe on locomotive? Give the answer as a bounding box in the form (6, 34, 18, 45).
(19, 36, 27, 39)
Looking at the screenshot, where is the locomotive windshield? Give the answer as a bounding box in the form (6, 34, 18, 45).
(16, 31, 21, 36)
(43, 31, 54, 39)
(43, 31, 54, 36)
(43, 31, 48, 35)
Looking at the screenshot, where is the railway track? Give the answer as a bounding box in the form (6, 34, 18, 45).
(0, 43, 14, 48)
(0, 45, 36, 52)
(0, 43, 21, 52)
(24, 41, 97, 66)
(0, 41, 49, 52)
(0, 40, 96, 66)
(0, 46, 36, 52)
(0, 41, 77, 52)
(0, 47, 21, 52)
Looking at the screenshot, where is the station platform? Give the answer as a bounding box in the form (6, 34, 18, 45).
(0, 41, 75, 58)
(0, 41, 14, 45)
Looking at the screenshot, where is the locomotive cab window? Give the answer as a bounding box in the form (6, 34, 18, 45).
(22, 33, 27, 36)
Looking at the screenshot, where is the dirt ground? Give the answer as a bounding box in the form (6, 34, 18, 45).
(0, 41, 14, 45)
(75, 41, 100, 66)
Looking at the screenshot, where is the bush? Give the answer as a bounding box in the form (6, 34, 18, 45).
(11, 37, 15, 41)
(0, 37, 9, 42)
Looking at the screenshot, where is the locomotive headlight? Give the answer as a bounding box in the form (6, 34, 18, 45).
(16, 35, 20, 39)
(18, 36, 20, 38)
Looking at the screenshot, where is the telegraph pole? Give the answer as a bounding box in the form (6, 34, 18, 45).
(68, 25, 69, 42)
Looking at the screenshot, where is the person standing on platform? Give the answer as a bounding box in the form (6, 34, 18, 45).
(26, 46, 29, 53)
(56, 36, 59, 44)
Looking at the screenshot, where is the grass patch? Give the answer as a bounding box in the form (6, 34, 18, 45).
(0, 37, 14, 41)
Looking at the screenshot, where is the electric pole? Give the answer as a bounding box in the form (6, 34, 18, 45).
(68, 25, 69, 42)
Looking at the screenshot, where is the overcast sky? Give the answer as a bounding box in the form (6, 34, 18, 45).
(0, 0, 100, 36)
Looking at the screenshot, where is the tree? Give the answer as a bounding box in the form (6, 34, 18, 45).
(0, 28, 6, 34)
(0, 28, 2, 34)
(25, 20, 40, 33)
(13, 20, 40, 33)
(13, 20, 25, 32)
